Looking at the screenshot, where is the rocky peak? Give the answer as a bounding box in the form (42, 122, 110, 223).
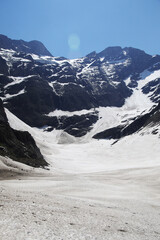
(97, 46, 123, 60)
(0, 34, 52, 56)
(86, 51, 97, 59)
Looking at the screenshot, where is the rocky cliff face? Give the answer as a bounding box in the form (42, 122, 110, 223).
(0, 99, 47, 167)
(0, 34, 160, 138)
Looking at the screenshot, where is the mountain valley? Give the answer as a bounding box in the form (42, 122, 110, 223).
(0, 34, 160, 240)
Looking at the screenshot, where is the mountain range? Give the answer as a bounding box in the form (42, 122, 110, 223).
(0, 34, 160, 168)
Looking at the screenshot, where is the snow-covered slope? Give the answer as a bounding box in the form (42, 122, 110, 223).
(0, 34, 160, 171)
(5, 98, 160, 174)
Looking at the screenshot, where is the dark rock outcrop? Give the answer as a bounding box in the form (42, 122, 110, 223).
(142, 78, 160, 103)
(57, 112, 98, 137)
(0, 99, 47, 167)
(0, 56, 8, 75)
(93, 103, 160, 140)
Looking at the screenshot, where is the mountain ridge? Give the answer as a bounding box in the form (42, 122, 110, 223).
(0, 34, 52, 57)
(0, 34, 160, 140)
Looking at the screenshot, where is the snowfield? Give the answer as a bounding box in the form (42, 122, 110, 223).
(0, 120, 160, 239)
(0, 73, 160, 240)
(0, 134, 160, 240)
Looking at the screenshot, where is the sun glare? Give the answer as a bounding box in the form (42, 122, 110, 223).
(68, 33, 80, 51)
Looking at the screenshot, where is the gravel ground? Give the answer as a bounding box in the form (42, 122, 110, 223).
(0, 166, 160, 240)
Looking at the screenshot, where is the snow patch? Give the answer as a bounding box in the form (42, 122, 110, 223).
(46, 109, 95, 117)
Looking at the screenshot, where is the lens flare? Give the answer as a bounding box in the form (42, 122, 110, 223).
(68, 33, 80, 50)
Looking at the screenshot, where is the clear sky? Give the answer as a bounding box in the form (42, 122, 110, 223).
(0, 0, 160, 58)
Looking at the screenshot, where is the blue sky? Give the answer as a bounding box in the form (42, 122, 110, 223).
(0, 0, 160, 58)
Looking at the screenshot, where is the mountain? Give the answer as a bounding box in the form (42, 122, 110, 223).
(1, 35, 160, 137)
(0, 34, 52, 56)
(0, 34, 160, 167)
